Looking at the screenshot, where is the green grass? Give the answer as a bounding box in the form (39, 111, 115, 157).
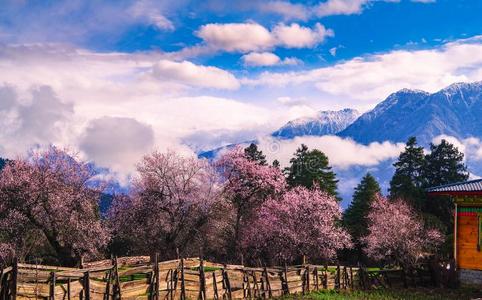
(119, 273, 149, 282)
(280, 288, 482, 300)
(191, 266, 222, 272)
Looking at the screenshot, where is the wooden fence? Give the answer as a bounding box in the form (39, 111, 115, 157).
(0, 256, 359, 300)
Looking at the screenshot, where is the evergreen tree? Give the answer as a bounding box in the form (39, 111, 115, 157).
(272, 159, 280, 169)
(285, 144, 339, 198)
(389, 137, 426, 209)
(244, 143, 267, 165)
(343, 173, 381, 262)
(423, 139, 469, 187)
(423, 139, 469, 233)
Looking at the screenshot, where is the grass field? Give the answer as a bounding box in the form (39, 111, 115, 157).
(280, 288, 482, 300)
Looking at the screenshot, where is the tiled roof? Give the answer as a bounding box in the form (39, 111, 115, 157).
(426, 179, 482, 193)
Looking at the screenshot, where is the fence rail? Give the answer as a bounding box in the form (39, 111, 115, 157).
(0, 257, 359, 300)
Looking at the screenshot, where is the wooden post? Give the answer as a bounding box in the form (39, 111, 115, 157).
(199, 259, 206, 300)
(222, 266, 232, 300)
(335, 265, 340, 290)
(213, 272, 219, 300)
(84, 271, 91, 300)
(180, 259, 186, 300)
(323, 265, 328, 290)
(349, 267, 354, 289)
(305, 265, 310, 293)
(263, 267, 271, 299)
(67, 278, 72, 300)
(283, 264, 289, 295)
(154, 254, 159, 300)
(49, 272, 56, 300)
(314, 267, 319, 290)
(12, 258, 18, 300)
(113, 256, 121, 300)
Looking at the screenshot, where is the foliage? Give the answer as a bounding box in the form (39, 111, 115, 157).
(363, 195, 443, 269)
(423, 139, 469, 234)
(343, 173, 381, 262)
(215, 147, 286, 260)
(108, 151, 221, 259)
(244, 143, 267, 165)
(389, 137, 426, 210)
(285, 144, 339, 199)
(243, 186, 352, 263)
(0, 147, 109, 266)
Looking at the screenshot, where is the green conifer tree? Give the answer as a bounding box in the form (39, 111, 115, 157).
(244, 143, 267, 165)
(343, 173, 381, 262)
(389, 137, 426, 209)
(285, 144, 339, 198)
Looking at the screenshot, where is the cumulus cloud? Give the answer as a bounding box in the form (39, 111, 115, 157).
(273, 23, 334, 48)
(152, 60, 240, 90)
(257, 135, 404, 169)
(195, 22, 333, 53)
(243, 36, 482, 102)
(79, 116, 155, 175)
(432, 135, 482, 162)
(242, 52, 280, 66)
(0, 84, 73, 157)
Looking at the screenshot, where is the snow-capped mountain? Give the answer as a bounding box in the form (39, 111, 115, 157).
(272, 108, 361, 139)
(339, 81, 482, 145)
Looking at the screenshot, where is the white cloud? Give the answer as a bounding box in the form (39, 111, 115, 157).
(195, 22, 333, 53)
(315, 0, 368, 17)
(196, 23, 275, 52)
(257, 135, 404, 169)
(273, 23, 334, 48)
(129, 0, 174, 30)
(152, 60, 240, 90)
(242, 52, 281, 66)
(79, 116, 155, 175)
(259, 1, 309, 20)
(0, 44, 286, 176)
(243, 36, 482, 103)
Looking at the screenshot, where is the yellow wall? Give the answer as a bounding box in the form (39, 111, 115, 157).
(457, 214, 482, 270)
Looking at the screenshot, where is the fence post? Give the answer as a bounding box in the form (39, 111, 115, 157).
(154, 254, 159, 300)
(12, 258, 18, 300)
(84, 271, 91, 300)
(263, 267, 272, 299)
(67, 278, 72, 300)
(335, 265, 340, 290)
(305, 265, 310, 293)
(283, 264, 289, 295)
(49, 272, 56, 300)
(199, 259, 206, 300)
(113, 256, 122, 300)
(180, 259, 186, 300)
(222, 265, 232, 300)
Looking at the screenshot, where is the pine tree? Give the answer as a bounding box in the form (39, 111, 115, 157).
(423, 139, 469, 233)
(343, 173, 381, 262)
(285, 144, 339, 198)
(244, 143, 267, 165)
(389, 137, 426, 209)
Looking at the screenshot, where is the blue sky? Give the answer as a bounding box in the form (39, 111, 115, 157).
(1, 0, 482, 184)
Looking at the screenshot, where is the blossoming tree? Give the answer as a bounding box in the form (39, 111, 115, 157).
(109, 151, 221, 258)
(243, 186, 352, 263)
(0, 147, 109, 266)
(215, 147, 286, 259)
(363, 195, 444, 269)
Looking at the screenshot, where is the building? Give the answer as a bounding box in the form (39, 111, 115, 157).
(427, 179, 482, 286)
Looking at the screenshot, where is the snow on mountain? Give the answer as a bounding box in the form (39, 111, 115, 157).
(272, 108, 361, 139)
(338, 81, 482, 145)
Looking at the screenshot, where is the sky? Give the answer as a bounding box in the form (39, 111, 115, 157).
(1, 0, 482, 183)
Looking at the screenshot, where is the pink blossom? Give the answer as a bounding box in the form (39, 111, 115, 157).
(0, 147, 110, 266)
(109, 151, 221, 258)
(243, 186, 352, 263)
(363, 195, 444, 268)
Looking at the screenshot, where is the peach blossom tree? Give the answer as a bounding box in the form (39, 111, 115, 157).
(363, 195, 444, 269)
(0, 147, 109, 266)
(243, 186, 352, 263)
